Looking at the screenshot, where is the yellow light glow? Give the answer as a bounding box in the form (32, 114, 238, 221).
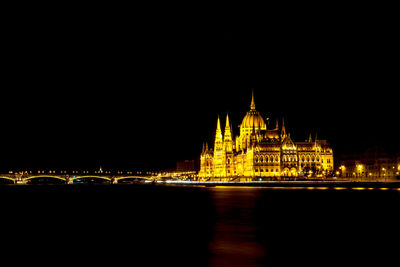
(198, 91, 334, 180)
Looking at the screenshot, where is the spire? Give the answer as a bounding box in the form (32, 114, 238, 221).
(224, 113, 232, 141)
(202, 142, 205, 153)
(215, 115, 223, 150)
(250, 89, 256, 110)
(216, 115, 222, 137)
(281, 117, 287, 139)
(308, 133, 312, 143)
(224, 113, 233, 152)
(225, 113, 230, 129)
(275, 119, 279, 130)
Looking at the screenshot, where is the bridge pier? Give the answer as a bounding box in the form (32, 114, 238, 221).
(14, 174, 27, 184)
(65, 176, 74, 184)
(111, 178, 118, 184)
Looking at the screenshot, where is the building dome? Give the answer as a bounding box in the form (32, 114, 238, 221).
(240, 90, 266, 131)
(241, 110, 266, 129)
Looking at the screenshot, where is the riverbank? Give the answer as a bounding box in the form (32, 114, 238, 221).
(164, 179, 400, 189)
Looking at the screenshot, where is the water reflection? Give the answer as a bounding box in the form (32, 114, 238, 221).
(208, 188, 266, 266)
(1, 185, 399, 266)
(206, 186, 400, 266)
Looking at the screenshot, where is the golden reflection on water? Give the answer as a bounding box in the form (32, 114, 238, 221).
(211, 185, 400, 191)
(208, 187, 266, 267)
(205, 184, 400, 266)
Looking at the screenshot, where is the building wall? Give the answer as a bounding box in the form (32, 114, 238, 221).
(199, 137, 334, 180)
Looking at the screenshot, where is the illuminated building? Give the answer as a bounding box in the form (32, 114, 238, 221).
(199, 91, 334, 181)
(339, 142, 400, 180)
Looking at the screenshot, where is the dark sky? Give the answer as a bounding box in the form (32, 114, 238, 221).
(1, 3, 398, 172)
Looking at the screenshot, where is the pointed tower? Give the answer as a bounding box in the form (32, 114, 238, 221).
(250, 89, 256, 110)
(214, 115, 223, 151)
(214, 115, 225, 177)
(314, 132, 320, 153)
(308, 133, 312, 143)
(281, 117, 287, 140)
(224, 114, 232, 141)
(224, 114, 233, 152)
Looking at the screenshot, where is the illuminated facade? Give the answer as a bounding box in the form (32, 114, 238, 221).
(199, 92, 334, 181)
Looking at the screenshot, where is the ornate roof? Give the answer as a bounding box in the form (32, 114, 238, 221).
(240, 90, 266, 130)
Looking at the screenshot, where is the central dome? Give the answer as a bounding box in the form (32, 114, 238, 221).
(241, 110, 266, 129)
(240, 90, 266, 131)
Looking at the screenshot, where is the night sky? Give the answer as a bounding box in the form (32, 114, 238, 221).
(1, 4, 398, 172)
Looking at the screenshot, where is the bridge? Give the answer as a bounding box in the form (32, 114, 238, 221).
(0, 173, 155, 184)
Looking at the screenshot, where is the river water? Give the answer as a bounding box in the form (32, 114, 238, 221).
(1, 184, 399, 266)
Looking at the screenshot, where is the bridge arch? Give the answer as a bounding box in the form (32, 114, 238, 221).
(23, 175, 67, 184)
(114, 176, 152, 182)
(0, 176, 15, 184)
(71, 176, 112, 183)
(23, 175, 66, 181)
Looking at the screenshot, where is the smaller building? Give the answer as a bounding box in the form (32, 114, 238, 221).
(338, 142, 400, 180)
